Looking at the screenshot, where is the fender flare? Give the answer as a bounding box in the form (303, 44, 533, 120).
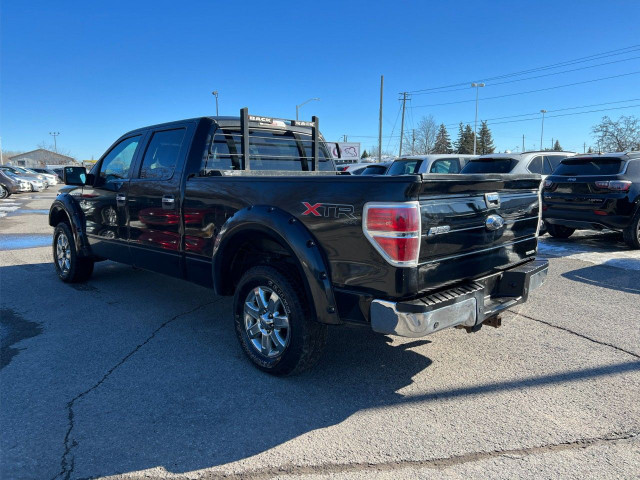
(212, 205, 341, 325)
(49, 193, 92, 257)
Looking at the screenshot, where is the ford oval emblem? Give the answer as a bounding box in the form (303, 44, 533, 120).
(485, 214, 505, 231)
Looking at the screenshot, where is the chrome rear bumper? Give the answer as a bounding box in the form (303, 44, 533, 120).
(370, 259, 548, 338)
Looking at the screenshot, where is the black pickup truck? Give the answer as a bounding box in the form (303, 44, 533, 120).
(50, 108, 548, 375)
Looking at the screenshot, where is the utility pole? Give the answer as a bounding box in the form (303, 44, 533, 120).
(399, 92, 408, 157)
(522, 134, 525, 153)
(49, 132, 60, 153)
(342, 135, 348, 142)
(539, 110, 547, 151)
(211, 91, 219, 115)
(378, 75, 383, 162)
(471, 83, 485, 155)
(551, 137, 554, 151)
(412, 130, 416, 154)
(583, 142, 586, 153)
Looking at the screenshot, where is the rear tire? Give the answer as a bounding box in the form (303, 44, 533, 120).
(233, 265, 327, 376)
(53, 223, 94, 283)
(623, 209, 640, 249)
(547, 224, 575, 239)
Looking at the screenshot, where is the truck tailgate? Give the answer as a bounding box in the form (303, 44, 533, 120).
(417, 175, 541, 291)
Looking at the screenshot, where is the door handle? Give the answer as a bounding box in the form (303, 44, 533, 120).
(162, 195, 176, 209)
(116, 193, 126, 206)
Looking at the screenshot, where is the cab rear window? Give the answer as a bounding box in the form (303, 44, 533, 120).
(387, 160, 422, 175)
(553, 158, 623, 176)
(461, 158, 516, 174)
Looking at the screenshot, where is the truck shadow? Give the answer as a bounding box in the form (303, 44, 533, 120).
(561, 259, 640, 294)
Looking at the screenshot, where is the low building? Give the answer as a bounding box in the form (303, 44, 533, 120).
(7, 149, 77, 168)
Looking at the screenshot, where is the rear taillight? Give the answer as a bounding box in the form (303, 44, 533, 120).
(363, 202, 421, 266)
(594, 180, 631, 191)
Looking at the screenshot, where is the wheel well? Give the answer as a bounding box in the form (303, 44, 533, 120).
(50, 207, 70, 228)
(218, 230, 304, 296)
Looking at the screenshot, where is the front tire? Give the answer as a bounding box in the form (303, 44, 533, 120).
(53, 223, 94, 282)
(547, 224, 575, 239)
(0, 185, 10, 199)
(233, 265, 327, 375)
(623, 209, 640, 249)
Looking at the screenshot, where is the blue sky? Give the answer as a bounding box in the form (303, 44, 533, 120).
(2, 0, 640, 159)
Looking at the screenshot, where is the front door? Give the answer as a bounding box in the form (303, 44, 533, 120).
(82, 134, 143, 264)
(127, 125, 192, 277)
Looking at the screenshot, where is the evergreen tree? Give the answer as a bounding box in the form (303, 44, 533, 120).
(587, 146, 594, 153)
(553, 140, 562, 151)
(361, 150, 369, 159)
(459, 124, 476, 154)
(476, 121, 495, 155)
(433, 123, 452, 154)
(454, 122, 464, 153)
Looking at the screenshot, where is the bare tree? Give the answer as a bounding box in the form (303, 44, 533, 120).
(408, 115, 437, 155)
(591, 115, 640, 152)
(37, 141, 75, 159)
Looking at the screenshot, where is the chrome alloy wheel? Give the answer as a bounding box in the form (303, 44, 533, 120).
(244, 286, 290, 357)
(56, 232, 71, 273)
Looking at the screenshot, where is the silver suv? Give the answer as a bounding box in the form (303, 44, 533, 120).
(461, 151, 576, 176)
(386, 154, 478, 175)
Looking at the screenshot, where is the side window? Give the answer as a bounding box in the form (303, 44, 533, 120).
(98, 135, 141, 184)
(139, 128, 186, 180)
(544, 155, 566, 173)
(542, 156, 554, 175)
(528, 156, 543, 174)
(430, 158, 461, 173)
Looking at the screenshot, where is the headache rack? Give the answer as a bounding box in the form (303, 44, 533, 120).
(235, 107, 323, 171)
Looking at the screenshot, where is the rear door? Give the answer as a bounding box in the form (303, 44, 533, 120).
(127, 124, 194, 276)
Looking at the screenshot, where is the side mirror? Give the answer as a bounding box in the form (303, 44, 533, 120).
(64, 166, 87, 186)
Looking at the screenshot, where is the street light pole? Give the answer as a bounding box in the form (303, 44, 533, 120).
(49, 132, 60, 153)
(471, 83, 485, 155)
(296, 97, 320, 120)
(540, 110, 547, 150)
(211, 91, 219, 116)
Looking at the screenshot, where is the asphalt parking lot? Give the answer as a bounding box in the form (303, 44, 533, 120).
(1, 186, 639, 480)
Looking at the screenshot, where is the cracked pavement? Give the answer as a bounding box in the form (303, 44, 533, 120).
(1, 187, 639, 479)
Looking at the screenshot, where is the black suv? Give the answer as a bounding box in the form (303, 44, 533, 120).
(542, 152, 640, 248)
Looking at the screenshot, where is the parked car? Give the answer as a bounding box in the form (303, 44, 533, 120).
(386, 154, 478, 175)
(339, 162, 384, 175)
(31, 168, 59, 185)
(7, 166, 50, 188)
(49, 109, 547, 375)
(359, 161, 391, 175)
(461, 151, 575, 176)
(0, 165, 47, 191)
(542, 152, 640, 248)
(0, 166, 45, 191)
(0, 170, 31, 198)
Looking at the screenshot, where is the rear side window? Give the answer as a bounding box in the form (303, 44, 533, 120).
(139, 129, 186, 180)
(554, 158, 624, 176)
(461, 158, 516, 174)
(361, 165, 388, 175)
(387, 160, 422, 175)
(430, 158, 461, 173)
(528, 156, 543, 174)
(544, 155, 567, 172)
(200, 128, 333, 173)
(98, 135, 141, 184)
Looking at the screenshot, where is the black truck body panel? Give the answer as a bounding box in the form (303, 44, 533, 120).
(50, 114, 545, 327)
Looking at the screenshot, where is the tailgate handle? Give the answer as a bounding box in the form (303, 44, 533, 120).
(485, 193, 500, 209)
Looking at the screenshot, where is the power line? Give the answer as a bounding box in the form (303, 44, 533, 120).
(407, 44, 640, 94)
(344, 101, 640, 139)
(410, 54, 640, 96)
(410, 71, 640, 109)
(442, 98, 640, 128)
